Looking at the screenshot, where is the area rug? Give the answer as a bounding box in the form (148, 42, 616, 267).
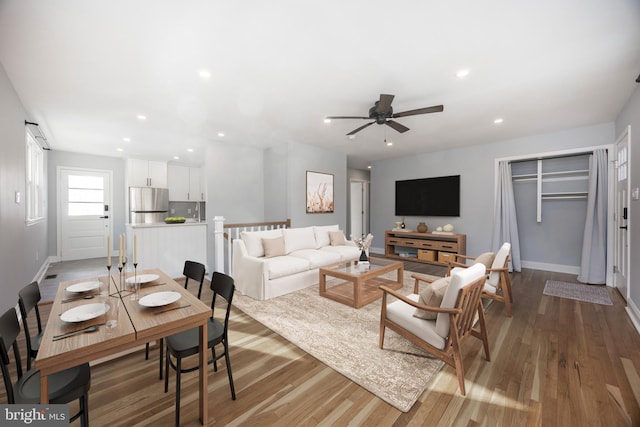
(543, 280, 613, 306)
(232, 272, 444, 412)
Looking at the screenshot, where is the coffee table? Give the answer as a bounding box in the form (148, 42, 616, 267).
(319, 257, 404, 308)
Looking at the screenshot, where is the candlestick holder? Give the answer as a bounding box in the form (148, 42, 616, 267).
(119, 260, 133, 298)
(131, 263, 139, 300)
(106, 264, 112, 295)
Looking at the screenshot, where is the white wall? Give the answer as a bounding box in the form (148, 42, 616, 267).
(370, 123, 614, 263)
(615, 84, 640, 328)
(0, 62, 49, 314)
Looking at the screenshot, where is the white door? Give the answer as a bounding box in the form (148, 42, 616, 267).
(614, 127, 630, 301)
(59, 168, 112, 261)
(350, 180, 370, 238)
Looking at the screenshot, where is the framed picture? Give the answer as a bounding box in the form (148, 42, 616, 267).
(306, 171, 334, 213)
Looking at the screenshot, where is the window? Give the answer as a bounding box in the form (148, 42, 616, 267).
(26, 130, 45, 223)
(67, 175, 104, 216)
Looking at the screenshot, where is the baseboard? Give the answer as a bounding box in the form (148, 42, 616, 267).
(626, 299, 640, 336)
(520, 260, 579, 275)
(33, 257, 53, 284)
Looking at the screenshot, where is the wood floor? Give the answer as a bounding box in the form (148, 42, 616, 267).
(7, 259, 640, 426)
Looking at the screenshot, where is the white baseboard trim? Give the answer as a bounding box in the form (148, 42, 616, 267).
(626, 299, 640, 336)
(520, 260, 579, 275)
(33, 257, 53, 285)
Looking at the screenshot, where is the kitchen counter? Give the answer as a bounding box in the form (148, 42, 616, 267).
(126, 222, 207, 278)
(128, 220, 208, 228)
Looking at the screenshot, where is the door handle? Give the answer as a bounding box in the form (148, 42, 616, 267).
(100, 216, 109, 219)
(619, 226, 628, 230)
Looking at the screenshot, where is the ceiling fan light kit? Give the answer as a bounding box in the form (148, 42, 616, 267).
(327, 94, 444, 136)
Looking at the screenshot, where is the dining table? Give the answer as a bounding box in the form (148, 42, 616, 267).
(35, 268, 211, 425)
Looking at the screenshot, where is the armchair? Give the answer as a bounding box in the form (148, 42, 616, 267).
(379, 263, 490, 396)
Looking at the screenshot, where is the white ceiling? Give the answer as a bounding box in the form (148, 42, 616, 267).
(1, 1, 639, 170)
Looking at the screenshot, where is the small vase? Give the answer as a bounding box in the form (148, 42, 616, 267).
(417, 222, 428, 233)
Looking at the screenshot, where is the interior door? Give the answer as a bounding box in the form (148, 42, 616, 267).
(614, 128, 630, 300)
(349, 180, 370, 238)
(59, 168, 112, 261)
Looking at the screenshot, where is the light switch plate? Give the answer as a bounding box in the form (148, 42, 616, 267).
(632, 187, 640, 201)
(15, 191, 20, 204)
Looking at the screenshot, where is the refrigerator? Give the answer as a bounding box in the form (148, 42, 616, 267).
(129, 187, 169, 224)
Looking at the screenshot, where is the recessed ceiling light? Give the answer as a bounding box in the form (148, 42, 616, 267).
(123, 137, 131, 142)
(137, 114, 147, 120)
(217, 132, 225, 137)
(367, 164, 372, 169)
(494, 118, 504, 124)
(187, 148, 194, 153)
(348, 135, 356, 140)
(173, 156, 180, 160)
(386, 140, 393, 147)
(456, 69, 470, 78)
(324, 118, 331, 124)
(116, 148, 124, 152)
(199, 70, 211, 79)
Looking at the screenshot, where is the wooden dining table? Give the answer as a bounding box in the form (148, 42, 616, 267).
(35, 268, 211, 425)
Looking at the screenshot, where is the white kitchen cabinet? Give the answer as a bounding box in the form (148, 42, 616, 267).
(168, 165, 204, 201)
(127, 159, 167, 188)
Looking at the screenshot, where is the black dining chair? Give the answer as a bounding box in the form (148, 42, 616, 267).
(18, 281, 43, 371)
(164, 271, 236, 426)
(145, 260, 207, 380)
(0, 308, 91, 426)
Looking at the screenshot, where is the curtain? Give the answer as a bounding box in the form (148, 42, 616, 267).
(577, 149, 608, 284)
(491, 161, 521, 271)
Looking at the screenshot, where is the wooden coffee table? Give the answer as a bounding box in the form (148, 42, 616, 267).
(319, 257, 404, 308)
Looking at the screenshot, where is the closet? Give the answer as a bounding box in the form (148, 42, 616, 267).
(510, 153, 593, 272)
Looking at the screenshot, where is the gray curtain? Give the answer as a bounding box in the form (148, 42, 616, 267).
(577, 149, 608, 284)
(491, 161, 521, 271)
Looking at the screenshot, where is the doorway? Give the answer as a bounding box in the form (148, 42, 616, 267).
(614, 126, 630, 301)
(349, 180, 370, 238)
(58, 167, 112, 261)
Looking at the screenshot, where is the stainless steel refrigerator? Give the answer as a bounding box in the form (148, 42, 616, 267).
(129, 187, 169, 224)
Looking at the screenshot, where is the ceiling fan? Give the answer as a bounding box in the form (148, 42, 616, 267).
(326, 94, 444, 136)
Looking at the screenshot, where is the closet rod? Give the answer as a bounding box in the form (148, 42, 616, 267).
(509, 150, 597, 164)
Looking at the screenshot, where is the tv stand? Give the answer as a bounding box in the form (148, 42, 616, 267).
(384, 230, 466, 266)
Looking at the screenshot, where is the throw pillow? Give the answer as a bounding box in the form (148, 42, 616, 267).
(262, 236, 286, 258)
(413, 277, 450, 320)
(328, 230, 346, 246)
(473, 252, 495, 269)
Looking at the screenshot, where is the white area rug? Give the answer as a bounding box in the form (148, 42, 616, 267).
(232, 272, 444, 412)
(543, 280, 613, 306)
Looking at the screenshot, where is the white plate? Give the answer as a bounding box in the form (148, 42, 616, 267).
(125, 273, 160, 284)
(60, 303, 108, 323)
(138, 291, 181, 307)
(65, 281, 101, 293)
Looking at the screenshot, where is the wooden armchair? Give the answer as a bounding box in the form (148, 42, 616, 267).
(379, 263, 490, 396)
(413, 242, 513, 317)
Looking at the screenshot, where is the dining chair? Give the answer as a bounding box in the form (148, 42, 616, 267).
(164, 271, 236, 426)
(145, 260, 207, 380)
(18, 281, 43, 371)
(380, 263, 490, 396)
(0, 308, 91, 426)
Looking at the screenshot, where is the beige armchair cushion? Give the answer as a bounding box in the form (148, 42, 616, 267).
(414, 277, 450, 320)
(473, 252, 495, 269)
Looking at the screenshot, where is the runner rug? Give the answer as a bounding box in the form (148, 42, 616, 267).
(232, 272, 444, 412)
(543, 280, 613, 306)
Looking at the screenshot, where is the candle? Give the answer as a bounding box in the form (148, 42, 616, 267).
(134, 235, 137, 264)
(107, 235, 111, 267)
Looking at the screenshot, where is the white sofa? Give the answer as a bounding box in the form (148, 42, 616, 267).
(232, 225, 361, 300)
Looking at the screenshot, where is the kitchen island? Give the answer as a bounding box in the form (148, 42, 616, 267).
(126, 221, 207, 279)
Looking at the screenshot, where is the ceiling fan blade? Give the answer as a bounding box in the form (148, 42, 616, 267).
(385, 120, 410, 133)
(392, 105, 444, 118)
(376, 94, 395, 114)
(347, 121, 375, 136)
(325, 116, 370, 120)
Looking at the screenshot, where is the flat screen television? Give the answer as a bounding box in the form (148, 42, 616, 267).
(395, 175, 460, 217)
